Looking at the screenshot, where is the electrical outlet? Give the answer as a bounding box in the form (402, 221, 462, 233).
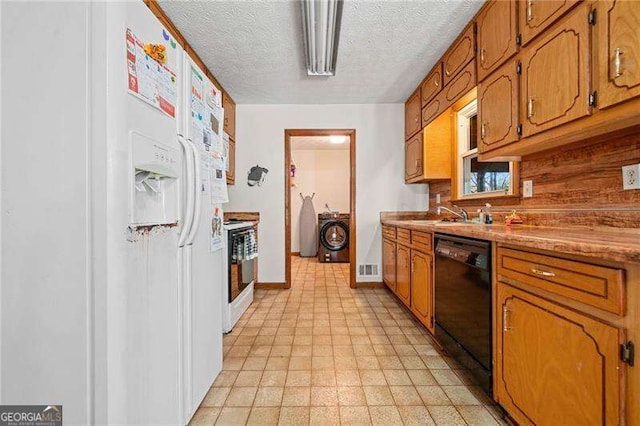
(523, 180, 533, 198)
(622, 164, 640, 190)
(436, 193, 441, 204)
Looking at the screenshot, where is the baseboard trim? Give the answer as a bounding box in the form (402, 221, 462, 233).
(255, 282, 287, 289)
(355, 281, 385, 289)
(291, 252, 300, 257)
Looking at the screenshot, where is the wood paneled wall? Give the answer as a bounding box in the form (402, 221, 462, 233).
(429, 132, 640, 226)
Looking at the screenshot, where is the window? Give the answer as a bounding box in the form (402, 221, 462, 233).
(456, 100, 515, 199)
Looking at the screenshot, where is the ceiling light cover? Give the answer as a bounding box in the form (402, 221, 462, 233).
(301, 0, 343, 76)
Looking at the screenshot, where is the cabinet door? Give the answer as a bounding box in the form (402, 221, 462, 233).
(405, 133, 423, 181)
(223, 92, 236, 140)
(382, 239, 396, 292)
(443, 24, 476, 85)
(410, 251, 433, 332)
(478, 60, 520, 153)
(520, 4, 591, 138)
(405, 90, 422, 140)
(519, 0, 581, 46)
(422, 92, 446, 128)
(477, 0, 518, 81)
(395, 245, 411, 306)
(597, 0, 640, 109)
(421, 63, 443, 107)
(496, 283, 623, 426)
(443, 60, 476, 106)
(226, 139, 235, 184)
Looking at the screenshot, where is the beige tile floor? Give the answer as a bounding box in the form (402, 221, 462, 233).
(190, 257, 507, 425)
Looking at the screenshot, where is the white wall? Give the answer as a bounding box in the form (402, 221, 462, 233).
(291, 149, 350, 252)
(226, 104, 428, 283)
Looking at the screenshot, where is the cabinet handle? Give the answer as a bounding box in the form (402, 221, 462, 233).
(527, 96, 534, 118)
(411, 259, 415, 273)
(503, 305, 512, 332)
(614, 48, 624, 78)
(434, 80, 439, 87)
(527, 0, 533, 22)
(481, 123, 487, 140)
(480, 48, 486, 65)
(445, 68, 451, 77)
(531, 268, 556, 278)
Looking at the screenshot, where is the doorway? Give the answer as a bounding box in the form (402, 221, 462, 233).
(284, 129, 356, 289)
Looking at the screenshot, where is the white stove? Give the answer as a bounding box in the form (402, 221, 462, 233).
(222, 221, 256, 332)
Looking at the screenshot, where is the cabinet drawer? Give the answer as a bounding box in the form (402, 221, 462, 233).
(411, 231, 432, 252)
(443, 24, 475, 85)
(382, 225, 396, 240)
(397, 228, 411, 244)
(497, 247, 625, 315)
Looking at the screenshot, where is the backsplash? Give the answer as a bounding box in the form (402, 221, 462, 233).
(428, 132, 640, 227)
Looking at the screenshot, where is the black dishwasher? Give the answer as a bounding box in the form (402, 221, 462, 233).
(434, 233, 492, 396)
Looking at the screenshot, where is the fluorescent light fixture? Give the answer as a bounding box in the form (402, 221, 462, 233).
(301, 0, 344, 76)
(330, 135, 347, 144)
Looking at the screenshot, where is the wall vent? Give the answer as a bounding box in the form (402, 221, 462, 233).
(358, 264, 379, 277)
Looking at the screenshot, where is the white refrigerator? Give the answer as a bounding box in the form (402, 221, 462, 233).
(1, 1, 224, 425)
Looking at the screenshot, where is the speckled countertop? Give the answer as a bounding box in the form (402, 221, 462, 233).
(381, 216, 640, 264)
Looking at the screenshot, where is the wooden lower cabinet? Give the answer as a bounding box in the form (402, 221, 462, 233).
(410, 250, 434, 333)
(382, 238, 396, 292)
(395, 245, 411, 305)
(495, 282, 624, 425)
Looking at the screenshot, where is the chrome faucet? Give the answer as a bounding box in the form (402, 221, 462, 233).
(436, 205, 469, 222)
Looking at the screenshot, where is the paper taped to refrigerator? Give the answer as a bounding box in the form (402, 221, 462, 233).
(126, 28, 177, 118)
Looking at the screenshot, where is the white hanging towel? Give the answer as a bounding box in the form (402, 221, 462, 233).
(299, 193, 318, 257)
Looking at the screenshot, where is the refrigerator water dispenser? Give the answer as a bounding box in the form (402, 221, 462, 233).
(130, 131, 180, 227)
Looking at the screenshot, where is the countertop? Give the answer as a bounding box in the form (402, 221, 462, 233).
(381, 218, 640, 264)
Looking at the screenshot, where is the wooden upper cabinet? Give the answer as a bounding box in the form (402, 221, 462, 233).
(226, 139, 236, 184)
(382, 239, 397, 292)
(405, 89, 422, 140)
(519, 0, 581, 46)
(395, 245, 411, 306)
(520, 3, 592, 138)
(222, 92, 236, 140)
(443, 24, 476, 85)
(495, 283, 623, 425)
(443, 60, 477, 105)
(477, 0, 518, 81)
(421, 63, 443, 107)
(478, 60, 520, 153)
(597, 0, 640, 109)
(405, 133, 423, 181)
(422, 91, 446, 128)
(410, 251, 433, 333)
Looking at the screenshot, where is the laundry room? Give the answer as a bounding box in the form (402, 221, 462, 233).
(290, 134, 352, 279)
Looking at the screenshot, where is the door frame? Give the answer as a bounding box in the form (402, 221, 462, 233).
(284, 129, 356, 289)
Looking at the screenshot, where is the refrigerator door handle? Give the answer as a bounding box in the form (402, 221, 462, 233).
(186, 138, 202, 245)
(178, 134, 195, 247)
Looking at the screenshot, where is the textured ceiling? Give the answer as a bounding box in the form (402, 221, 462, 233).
(291, 136, 350, 150)
(158, 0, 483, 104)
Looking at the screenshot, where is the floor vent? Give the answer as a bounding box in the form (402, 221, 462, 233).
(359, 264, 379, 277)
